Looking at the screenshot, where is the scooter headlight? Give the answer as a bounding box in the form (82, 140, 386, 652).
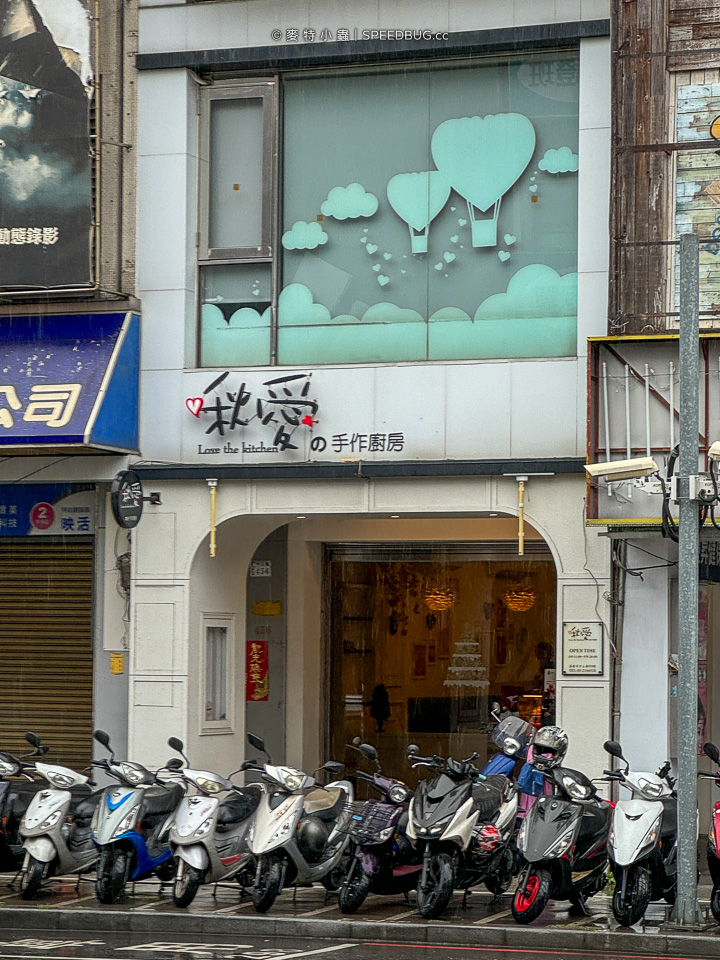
(39, 809, 63, 830)
(637, 778, 663, 799)
(195, 778, 223, 794)
(388, 784, 410, 804)
(120, 764, 145, 786)
(637, 821, 659, 856)
(194, 817, 214, 838)
(545, 823, 577, 857)
(282, 773, 304, 791)
(114, 804, 141, 837)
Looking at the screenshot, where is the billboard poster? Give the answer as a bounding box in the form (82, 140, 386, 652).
(0, 0, 93, 287)
(0, 483, 95, 536)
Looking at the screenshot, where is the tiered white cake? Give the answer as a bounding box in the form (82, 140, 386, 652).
(443, 627, 489, 689)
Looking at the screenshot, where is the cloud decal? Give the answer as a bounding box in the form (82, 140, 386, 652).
(475, 264, 577, 320)
(321, 182, 378, 220)
(278, 284, 331, 325)
(538, 147, 578, 174)
(282, 220, 328, 250)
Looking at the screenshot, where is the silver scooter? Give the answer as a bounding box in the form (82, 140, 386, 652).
(19, 732, 101, 899)
(245, 733, 353, 913)
(166, 736, 262, 907)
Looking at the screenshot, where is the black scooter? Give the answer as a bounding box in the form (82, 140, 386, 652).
(337, 739, 420, 913)
(511, 764, 612, 924)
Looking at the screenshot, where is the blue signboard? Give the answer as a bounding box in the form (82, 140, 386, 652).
(0, 484, 95, 536)
(0, 313, 139, 452)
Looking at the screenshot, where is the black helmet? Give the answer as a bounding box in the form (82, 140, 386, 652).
(532, 725, 568, 770)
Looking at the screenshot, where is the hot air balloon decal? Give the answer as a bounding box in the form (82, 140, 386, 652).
(430, 113, 536, 248)
(386, 171, 451, 254)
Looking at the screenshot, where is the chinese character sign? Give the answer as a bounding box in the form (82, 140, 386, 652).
(0, 485, 95, 536)
(561, 622, 604, 676)
(246, 641, 269, 701)
(0, 0, 93, 287)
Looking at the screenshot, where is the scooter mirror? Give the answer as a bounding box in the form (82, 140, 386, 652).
(25, 732, 41, 748)
(247, 733, 266, 753)
(168, 737, 184, 753)
(359, 743, 378, 761)
(240, 760, 257, 771)
(166, 758, 183, 770)
(603, 740, 625, 760)
(323, 760, 344, 775)
(93, 729, 111, 748)
(704, 742, 720, 764)
(407, 744, 420, 756)
(352, 737, 362, 746)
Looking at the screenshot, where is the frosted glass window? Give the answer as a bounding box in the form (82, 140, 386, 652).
(205, 625, 228, 722)
(200, 264, 272, 367)
(209, 98, 264, 250)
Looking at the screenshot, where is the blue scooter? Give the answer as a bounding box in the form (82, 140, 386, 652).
(481, 712, 535, 778)
(91, 730, 184, 903)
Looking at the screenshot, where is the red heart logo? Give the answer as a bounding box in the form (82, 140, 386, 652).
(301, 414, 315, 427)
(186, 397, 204, 418)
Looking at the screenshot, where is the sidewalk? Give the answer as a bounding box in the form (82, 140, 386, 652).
(2, 873, 720, 957)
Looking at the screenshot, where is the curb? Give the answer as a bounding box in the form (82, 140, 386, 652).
(2, 907, 720, 957)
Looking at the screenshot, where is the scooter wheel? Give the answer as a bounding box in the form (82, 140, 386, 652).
(511, 868, 552, 924)
(96, 849, 131, 904)
(612, 866, 651, 927)
(416, 853, 454, 919)
(20, 856, 45, 900)
(711, 882, 720, 923)
(173, 864, 203, 908)
(338, 866, 371, 914)
(252, 854, 283, 913)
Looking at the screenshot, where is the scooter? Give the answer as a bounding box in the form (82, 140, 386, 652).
(603, 739, 677, 926)
(0, 738, 47, 871)
(512, 763, 611, 924)
(405, 745, 519, 918)
(245, 732, 353, 913)
(91, 729, 184, 903)
(699, 741, 720, 922)
(482, 711, 535, 778)
(167, 736, 262, 907)
(18, 732, 101, 899)
(337, 738, 421, 914)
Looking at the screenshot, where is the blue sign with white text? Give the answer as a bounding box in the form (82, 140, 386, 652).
(0, 313, 139, 452)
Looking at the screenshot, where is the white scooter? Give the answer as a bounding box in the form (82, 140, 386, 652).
(603, 740, 678, 926)
(18, 732, 101, 899)
(245, 732, 353, 912)
(166, 736, 262, 907)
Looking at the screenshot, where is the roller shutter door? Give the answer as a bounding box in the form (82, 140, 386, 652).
(0, 538, 94, 771)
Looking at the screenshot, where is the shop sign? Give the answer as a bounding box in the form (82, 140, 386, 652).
(561, 622, 604, 676)
(0, 484, 94, 536)
(246, 641, 269, 701)
(110, 470, 143, 529)
(253, 601, 282, 617)
(109, 653, 125, 675)
(0, 314, 140, 453)
(250, 560, 272, 577)
(185, 369, 406, 460)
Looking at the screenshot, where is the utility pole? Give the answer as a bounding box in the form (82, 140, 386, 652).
(673, 231, 701, 924)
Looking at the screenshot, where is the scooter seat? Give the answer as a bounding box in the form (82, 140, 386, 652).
(472, 777, 505, 821)
(142, 783, 183, 816)
(303, 787, 346, 820)
(217, 789, 260, 825)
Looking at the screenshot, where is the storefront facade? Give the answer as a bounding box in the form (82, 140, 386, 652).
(130, 2, 612, 779)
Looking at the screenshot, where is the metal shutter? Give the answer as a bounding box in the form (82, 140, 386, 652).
(0, 538, 94, 771)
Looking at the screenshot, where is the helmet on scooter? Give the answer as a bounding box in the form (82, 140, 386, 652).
(531, 726, 568, 771)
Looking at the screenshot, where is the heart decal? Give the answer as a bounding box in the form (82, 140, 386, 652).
(498, 250, 511, 262)
(458, 218, 467, 226)
(372, 263, 381, 272)
(431, 114, 536, 213)
(529, 185, 538, 194)
(377, 275, 390, 286)
(367, 243, 378, 254)
(360, 236, 368, 243)
(450, 235, 459, 243)
(504, 234, 517, 245)
(434, 262, 443, 271)
(301, 414, 315, 427)
(186, 397, 204, 418)
(444, 252, 456, 263)
(383, 252, 392, 261)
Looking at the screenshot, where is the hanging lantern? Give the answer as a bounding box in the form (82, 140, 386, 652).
(502, 586, 537, 612)
(424, 582, 455, 611)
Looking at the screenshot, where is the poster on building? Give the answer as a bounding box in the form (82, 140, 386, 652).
(0, 0, 93, 287)
(246, 640, 269, 701)
(561, 622, 604, 676)
(0, 483, 94, 535)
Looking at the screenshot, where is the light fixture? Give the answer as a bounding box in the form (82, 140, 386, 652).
(424, 583, 456, 611)
(390, 514, 400, 518)
(502, 586, 537, 612)
(296, 515, 306, 519)
(585, 457, 658, 481)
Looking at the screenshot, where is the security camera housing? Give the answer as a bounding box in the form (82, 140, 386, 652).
(585, 457, 659, 481)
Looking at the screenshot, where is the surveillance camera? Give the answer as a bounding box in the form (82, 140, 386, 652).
(585, 457, 659, 481)
(709, 442, 720, 462)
